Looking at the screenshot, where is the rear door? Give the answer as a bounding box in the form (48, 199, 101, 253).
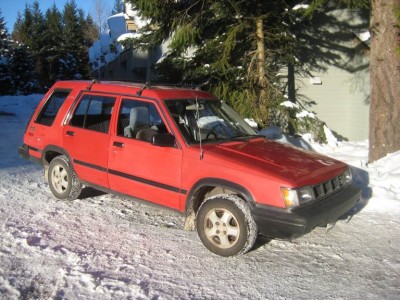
(63, 93, 117, 187)
(108, 97, 183, 209)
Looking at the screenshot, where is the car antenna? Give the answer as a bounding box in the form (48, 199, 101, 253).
(195, 97, 204, 160)
(86, 79, 99, 91)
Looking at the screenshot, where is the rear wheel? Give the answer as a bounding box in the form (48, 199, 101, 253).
(48, 155, 82, 200)
(196, 194, 258, 256)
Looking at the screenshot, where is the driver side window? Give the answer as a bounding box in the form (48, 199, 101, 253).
(117, 99, 167, 142)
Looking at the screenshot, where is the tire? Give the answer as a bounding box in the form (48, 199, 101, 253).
(196, 194, 258, 256)
(48, 155, 82, 200)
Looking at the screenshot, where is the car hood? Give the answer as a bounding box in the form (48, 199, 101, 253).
(207, 138, 347, 186)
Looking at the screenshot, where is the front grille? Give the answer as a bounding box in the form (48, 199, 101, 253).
(312, 173, 349, 200)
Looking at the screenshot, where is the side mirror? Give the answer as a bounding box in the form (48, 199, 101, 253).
(152, 133, 176, 147)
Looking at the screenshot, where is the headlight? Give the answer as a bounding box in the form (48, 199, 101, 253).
(339, 168, 352, 186)
(281, 186, 315, 208)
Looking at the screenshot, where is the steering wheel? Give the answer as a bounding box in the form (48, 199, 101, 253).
(205, 128, 218, 140)
(205, 123, 225, 140)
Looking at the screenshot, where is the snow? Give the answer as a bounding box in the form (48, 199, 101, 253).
(244, 118, 258, 129)
(280, 100, 298, 108)
(117, 32, 142, 43)
(107, 13, 129, 41)
(296, 110, 315, 119)
(292, 4, 310, 11)
(1, 95, 400, 299)
(89, 6, 152, 69)
(356, 30, 371, 42)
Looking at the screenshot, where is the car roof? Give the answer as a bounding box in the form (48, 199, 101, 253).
(51, 80, 217, 101)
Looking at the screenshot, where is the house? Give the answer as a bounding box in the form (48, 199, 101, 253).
(88, 2, 167, 82)
(293, 8, 370, 141)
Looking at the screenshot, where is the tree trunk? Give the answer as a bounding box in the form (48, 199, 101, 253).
(369, 0, 400, 162)
(287, 62, 296, 135)
(255, 17, 268, 124)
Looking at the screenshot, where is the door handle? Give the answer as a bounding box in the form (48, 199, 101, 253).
(66, 131, 75, 136)
(113, 141, 124, 148)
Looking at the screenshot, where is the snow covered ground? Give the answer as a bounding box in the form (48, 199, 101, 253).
(0, 94, 399, 299)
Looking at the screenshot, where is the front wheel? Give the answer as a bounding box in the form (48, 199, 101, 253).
(48, 155, 82, 200)
(196, 194, 258, 256)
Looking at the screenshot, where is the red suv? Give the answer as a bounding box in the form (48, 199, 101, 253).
(19, 80, 361, 256)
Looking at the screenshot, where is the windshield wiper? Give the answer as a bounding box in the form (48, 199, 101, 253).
(229, 134, 261, 140)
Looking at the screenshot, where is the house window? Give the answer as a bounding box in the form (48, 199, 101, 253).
(126, 20, 138, 32)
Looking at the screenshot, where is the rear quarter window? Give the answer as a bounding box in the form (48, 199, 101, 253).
(35, 90, 71, 126)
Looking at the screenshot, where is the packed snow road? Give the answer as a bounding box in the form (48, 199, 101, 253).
(0, 95, 399, 299)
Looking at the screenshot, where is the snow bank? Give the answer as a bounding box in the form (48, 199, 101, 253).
(259, 124, 400, 214)
(308, 138, 400, 214)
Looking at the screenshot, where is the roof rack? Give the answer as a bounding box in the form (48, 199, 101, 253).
(90, 80, 207, 94)
(86, 79, 100, 91)
(135, 82, 150, 96)
(136, 81, 207, 91)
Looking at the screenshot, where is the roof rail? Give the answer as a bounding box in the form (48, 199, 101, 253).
(144, 82, 205, 91)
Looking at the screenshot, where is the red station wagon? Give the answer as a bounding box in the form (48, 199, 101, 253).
(19, 80, 361, 256)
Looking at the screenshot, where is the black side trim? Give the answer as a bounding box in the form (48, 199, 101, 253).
(73, 159, 108, 172)
(28, 145, 42, 153)
(108, 169, 187, 195)
(18, 144, 42, 165)
(42, 149, 186, 195)
(80, 180, 185, 215)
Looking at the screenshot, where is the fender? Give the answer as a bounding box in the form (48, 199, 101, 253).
(42, 145, 73, 165)
(185, 177, 256, 212)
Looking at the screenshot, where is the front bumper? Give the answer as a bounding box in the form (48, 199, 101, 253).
(251, 184, 361, 239)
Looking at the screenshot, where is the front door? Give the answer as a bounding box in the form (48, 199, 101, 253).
(108, 97, 183, 209)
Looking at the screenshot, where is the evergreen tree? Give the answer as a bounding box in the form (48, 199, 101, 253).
(112, 0, 125, 15)
(60, 0, 81, 79)
(11, 12, 23, 42)
(30, 1, 47, 86)
(0, 9, 13, 94)
(9, 42, 38, 94)
(61, 0, 96, 80)
(10, 0, 98, 87)
(12, 2, 47, 88)
(42, 5, 64, 87)
(83, 14, 100, 46)
(76, 9, 97, 79)
(128, 0, 312, 128)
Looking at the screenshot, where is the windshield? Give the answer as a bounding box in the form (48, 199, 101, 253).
(165, 99, 258, 144)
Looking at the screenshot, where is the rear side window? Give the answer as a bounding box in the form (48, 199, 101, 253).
(69, 94, 116, 133)
(35, 90, 71, 126)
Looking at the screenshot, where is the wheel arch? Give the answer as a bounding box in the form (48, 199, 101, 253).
(183, 178, 255, 231)
(41, 145, 74, 179)
(42, 145, 72, 165)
